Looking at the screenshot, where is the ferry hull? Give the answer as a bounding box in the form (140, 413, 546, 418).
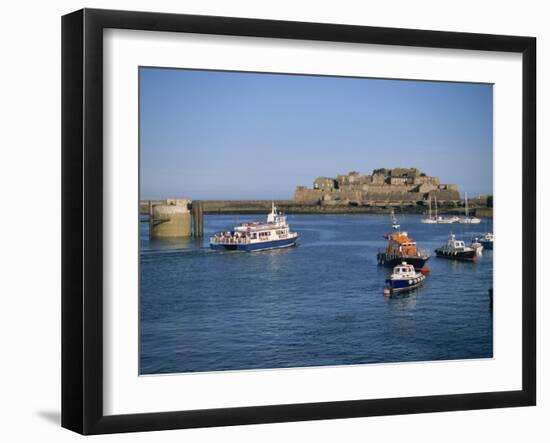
(210, 236, 298, 252)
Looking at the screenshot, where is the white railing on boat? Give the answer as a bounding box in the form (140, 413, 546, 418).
(210, 236, 250, 245)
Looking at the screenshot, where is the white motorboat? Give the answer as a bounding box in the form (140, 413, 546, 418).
(435, 233, 477, 261)
(384, 262, 426, 296)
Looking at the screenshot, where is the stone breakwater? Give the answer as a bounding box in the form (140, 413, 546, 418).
(140, 199, 492, 216)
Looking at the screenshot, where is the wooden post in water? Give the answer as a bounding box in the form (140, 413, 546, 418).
(148, 200, 153, 235)
(192, 201, 204, 238)
(200, 201, 204, 237)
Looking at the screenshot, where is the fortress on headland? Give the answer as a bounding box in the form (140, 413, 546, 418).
(294, 168, 460, 207)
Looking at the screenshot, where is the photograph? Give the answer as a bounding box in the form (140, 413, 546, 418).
(139, 67, 494, 375)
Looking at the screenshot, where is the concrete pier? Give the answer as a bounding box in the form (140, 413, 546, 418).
(192, 201, 204, 238)
(149, 199, 192, 239)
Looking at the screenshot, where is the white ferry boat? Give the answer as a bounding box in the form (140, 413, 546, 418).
(384, 262, 426, 296)
(209, 203, 298, 252)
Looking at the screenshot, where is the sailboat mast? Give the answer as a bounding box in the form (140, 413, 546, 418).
(465, 193, 469, 218)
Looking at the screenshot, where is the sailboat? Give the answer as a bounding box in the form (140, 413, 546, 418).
(421, 196, 437, 224)
(432, 195, 459, 224)
(458, 193, 481, 224)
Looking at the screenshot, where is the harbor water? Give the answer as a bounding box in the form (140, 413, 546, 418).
(140, 214, 493, 374)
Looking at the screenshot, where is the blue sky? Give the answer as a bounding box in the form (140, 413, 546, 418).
(140, 68, 493, 200)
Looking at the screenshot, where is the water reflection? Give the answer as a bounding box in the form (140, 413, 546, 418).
(147, 236, 197, 250)
(387, 290, 418, 310)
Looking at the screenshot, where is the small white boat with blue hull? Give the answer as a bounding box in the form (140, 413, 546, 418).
(479, 232, 494, 250)
(384, 262, 426, 296)
(210, 203, 298, 252)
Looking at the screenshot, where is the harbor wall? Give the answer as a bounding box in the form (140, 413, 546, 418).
(139, 169, 490, 217)
(474, 207, 493, 217)
(149, 199, 192, 238)
(140, 198, 491, 215)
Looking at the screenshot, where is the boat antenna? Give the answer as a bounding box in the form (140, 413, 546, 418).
(391, 209, 400, 231)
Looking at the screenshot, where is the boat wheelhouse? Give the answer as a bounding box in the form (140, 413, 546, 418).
(384, 262, 426, 295)
(435, 233, 477, 261)
(209, 203, 298, 252)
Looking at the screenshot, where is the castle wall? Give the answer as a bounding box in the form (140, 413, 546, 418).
(294, 187, 323, 203)
(295, 169, 460, 204)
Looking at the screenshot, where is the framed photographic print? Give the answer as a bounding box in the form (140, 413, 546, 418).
(61, 8, 536, 435)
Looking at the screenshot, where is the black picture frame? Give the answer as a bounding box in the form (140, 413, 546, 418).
(62, 8, 536, 435)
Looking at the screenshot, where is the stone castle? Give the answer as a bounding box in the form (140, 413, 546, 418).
(294, 168, 460, 206)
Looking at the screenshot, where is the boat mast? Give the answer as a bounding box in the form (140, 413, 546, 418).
(465, 192, 469, 218)
(391, 209, 400, 231)
(267, 201, 277, 223)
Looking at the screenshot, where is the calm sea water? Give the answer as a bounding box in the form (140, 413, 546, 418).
(140, 214, 493, 374)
